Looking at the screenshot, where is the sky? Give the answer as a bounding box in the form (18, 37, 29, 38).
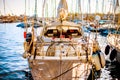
(0, 0, 120, 17)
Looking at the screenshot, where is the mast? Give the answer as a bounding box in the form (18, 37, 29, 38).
(78, 0, 82, 20)
(102, 0, 104, 13)
(28, 0, 30, 16)
(88, 0, 91, 14)
(0, 11, 1, 15)
(24, 0, 27, 39)
(34, 0, 37, 21)
(25, 0, 26, 15)
(44, 1, 48, 18)
(3, 0, 6, 15)
(95, 0, 98, 14)
(55, 0, 56, 18)
(76, 0, 78, 13)
(42, 0, 46, 27)
(113, 0, 119, 25)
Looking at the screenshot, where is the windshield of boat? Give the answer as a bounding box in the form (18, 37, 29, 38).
(44, 25, 82, 38)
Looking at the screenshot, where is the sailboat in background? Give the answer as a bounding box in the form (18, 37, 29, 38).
(0, 0, 17, 23)
(105, 0, 120, 63)
(33, 0, 42, 28)
(16, 0, 30, 28)
(16, 0, 42, 28)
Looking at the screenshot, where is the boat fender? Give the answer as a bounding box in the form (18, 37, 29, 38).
(97, 51, 106, 68)
(92, 51, 106, 71)
(110, 49, 117, 61)
(24, 31, 26, 38)
(26, 33, 32, 42)
(23, 52, 31, 58)
(105, 45, 110, 55)
(92, 51, 101, 71)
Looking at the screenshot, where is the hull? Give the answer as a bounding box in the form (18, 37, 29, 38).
(107, 34, 120, 62)
(107, 34, 120, 51)
(116, 51, 120, 63)
(29, 56, 91, 80)
(23, 15, 105, 79)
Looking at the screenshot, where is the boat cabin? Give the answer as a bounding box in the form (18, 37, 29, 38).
(44, 21, 83, 39)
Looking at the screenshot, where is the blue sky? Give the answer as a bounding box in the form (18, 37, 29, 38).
(0, 0, 119, 17)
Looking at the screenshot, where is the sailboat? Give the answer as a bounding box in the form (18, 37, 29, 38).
(106, 28, 120, 62)
(23, 0, 105, 79)
(1, 0, 15, 23)
(105, 0, 120, 63)
(16, 0, 42, 28)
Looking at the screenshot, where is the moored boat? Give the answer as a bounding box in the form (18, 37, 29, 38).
(22, 0, 106, 79)
(23, 19, 106, 80)
(105, 28, 120, 62)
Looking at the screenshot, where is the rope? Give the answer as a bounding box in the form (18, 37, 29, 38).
(92, 65, 95, 80)
(51, 63, 81, 80)
(51, 62, 92, 80)
(46, 42, 55, 56)
(69, 41, 77, 56)
(33, 47, 37, 59)
(78, 64, 91, 78)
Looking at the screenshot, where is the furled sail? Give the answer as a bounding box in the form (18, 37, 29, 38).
(57, 0, 68, 20)
(57, 0, 68, 12)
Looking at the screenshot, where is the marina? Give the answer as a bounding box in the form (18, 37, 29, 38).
(0, 0, 120, 80)
(0, 22, 120, 80)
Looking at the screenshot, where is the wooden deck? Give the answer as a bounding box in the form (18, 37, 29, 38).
(29, 59, 91, 80)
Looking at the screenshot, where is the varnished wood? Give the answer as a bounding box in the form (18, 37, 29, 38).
(29, 59, 91, 80)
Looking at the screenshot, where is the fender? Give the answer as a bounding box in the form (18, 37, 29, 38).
(110, 49, 117, 61)
(92, 50, 106, 71)
(105, 45, 110, 55)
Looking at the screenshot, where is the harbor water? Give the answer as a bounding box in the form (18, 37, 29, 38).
(0, 23, 120, 80)
(0, 23, 32, 80)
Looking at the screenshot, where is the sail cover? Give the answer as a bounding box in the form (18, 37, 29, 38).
(57, 0, 68, 18)
(57, 0, 68, 11)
